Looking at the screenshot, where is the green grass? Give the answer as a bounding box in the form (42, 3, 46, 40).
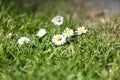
(0, 0, 120, 80)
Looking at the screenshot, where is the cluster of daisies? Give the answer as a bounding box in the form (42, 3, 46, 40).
(18, 16, 88, 46)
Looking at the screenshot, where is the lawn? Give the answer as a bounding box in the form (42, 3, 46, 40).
(0, 0, 120, 80)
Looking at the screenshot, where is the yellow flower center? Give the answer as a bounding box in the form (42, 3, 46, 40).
(56, 36, 62, 41)
(65, 31, 70, 35)
(22, 40, 26, 44)
(79, 29, 83, 33)
(56, 17, 61, 22)
(39, 32, 44, 35)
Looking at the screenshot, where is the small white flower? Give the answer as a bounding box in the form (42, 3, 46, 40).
(17, 37, 30, 45)
(36, 29, 46, 38)
(51, 16, 64, 26)
(76, 26, 88, 35)
(52, 34, 66, 46)
(6, 33, 13, 39)
(63, 28, 74, 38)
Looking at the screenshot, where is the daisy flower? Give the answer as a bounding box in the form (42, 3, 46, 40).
(36, 29, 46, 38)
(63, 28, 74, 38)
(17, 37, 30, 45)
(52, 34, 66, 46)
(7, 33, 13, 39)
(76, 26, 88, 35)
(51, 16, 64, 26)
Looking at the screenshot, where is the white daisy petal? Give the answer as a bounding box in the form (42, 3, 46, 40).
(52, 34, 66, 46)
(17, 37, 30, 45)
(51, 16, 64, 26)
(36, 29, 46, 38)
